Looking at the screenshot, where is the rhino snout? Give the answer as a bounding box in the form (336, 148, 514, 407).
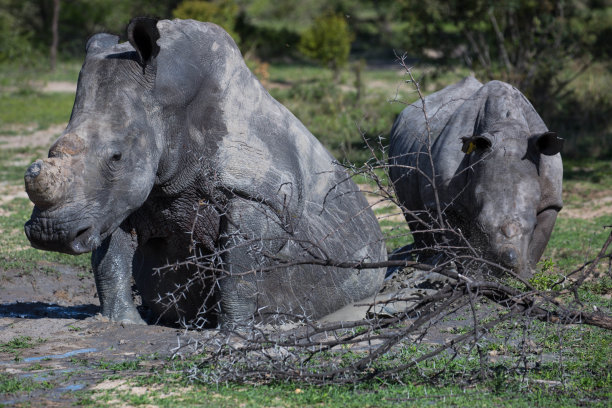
(24, 158, 73, 209)
(499, 246, 519, 269)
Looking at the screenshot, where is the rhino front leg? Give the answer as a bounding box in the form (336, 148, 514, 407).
(91, 226, 145, 324)
(217, 198, 288, 328)
(529, 208, 559, 269)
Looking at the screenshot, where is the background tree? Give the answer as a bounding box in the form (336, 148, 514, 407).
(49, 0, 59, 71)
(173, 0, 241, 44)
(397, 0, 612, 158)
(298, 11, 354, 79)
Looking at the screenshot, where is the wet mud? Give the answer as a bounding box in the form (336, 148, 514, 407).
(0, 264, 207, 406)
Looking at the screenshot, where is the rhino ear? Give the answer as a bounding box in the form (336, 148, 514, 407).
(461, 133, 493, 154)
(86, 33, 119, 54)
(127, 17, 160, 67)
(535, 131, 563, 156)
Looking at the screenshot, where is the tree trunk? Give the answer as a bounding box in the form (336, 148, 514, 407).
(50, 0, 60, 71)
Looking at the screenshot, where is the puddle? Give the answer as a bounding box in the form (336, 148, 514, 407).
(23, 348, 97, 362)
(0, 302, 97, 319)
(58, 384, 85, 391)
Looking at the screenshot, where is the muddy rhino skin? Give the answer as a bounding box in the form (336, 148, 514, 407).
(24, 18, 386, 326)
(389, 77, 563, 278)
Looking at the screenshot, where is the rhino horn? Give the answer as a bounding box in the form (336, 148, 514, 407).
(25, 133, 85, 209)
(24, 158, 72, 209)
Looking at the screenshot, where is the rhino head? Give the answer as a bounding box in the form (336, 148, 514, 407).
(457, 123, 563, 278)
(24, 19, 167, 254)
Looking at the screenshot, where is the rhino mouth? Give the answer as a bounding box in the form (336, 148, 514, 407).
(67, 225, 103, 254)
(25, 206, 109, 255)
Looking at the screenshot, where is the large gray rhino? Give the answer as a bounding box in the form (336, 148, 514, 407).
(24, 18, 386, 326)
(389, 77, 563, 278)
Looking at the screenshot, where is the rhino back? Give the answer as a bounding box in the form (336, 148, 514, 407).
(216, 72, 386, 308)
(389, 76, 483, 210)
(157, 19, 386, 307)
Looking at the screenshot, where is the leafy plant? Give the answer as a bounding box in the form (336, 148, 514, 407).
(0, 373, 52, 393)
(173, 0, 240, 44)
(529, 258, 562, 290)
(298, 11, 354, 79)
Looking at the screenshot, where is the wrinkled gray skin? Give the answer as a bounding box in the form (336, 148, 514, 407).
(389, 77, 563, 278)
(24, 18, 386, 326)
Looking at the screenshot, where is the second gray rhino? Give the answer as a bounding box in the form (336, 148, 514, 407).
(389, 77, 563, 278)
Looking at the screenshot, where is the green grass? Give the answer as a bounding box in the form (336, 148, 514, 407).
(0, 336, 45, 353)
(380, 220, 413, 251)
(75, 324, 611, 407)
(0, 373, 53, 394)
(0, 336, 46, 360)
(0, 146, 47, 181)
(562, 160, 612, 208)
(79, 378, 610, 407)
(266, 63, 470, 165)
(98, 359, 142, 372)
(543, 216, 611, 272)
(0, 91, 74, 132)
(0, 59, 81, 88)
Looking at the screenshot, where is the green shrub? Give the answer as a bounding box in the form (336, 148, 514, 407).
(173, 0, 240, 44)
(298, 12, 353, 77)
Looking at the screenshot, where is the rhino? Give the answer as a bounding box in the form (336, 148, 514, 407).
(24, 18, 386, 327)
(389, 77, 563, 278)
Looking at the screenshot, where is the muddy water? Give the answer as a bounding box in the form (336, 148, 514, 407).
(0, 264, 208, 405)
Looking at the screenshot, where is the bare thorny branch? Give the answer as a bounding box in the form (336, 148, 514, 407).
(152, 61, 611, 386)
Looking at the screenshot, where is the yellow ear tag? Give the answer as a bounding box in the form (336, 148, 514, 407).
(465, 141, 476, 154)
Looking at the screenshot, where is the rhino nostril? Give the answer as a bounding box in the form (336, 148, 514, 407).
(500, 247, 519, 268)
(25, 161, 42, 180)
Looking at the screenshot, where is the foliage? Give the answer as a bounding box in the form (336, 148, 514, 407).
(529, 259, 562, 291)
(396, 0, 612, 159)
(0, 0, 177, 61)
(298, 11, 354, 75)
(0, 0, 41, 66)
(0, 1, 610, 158)
(173, 0, 241, 44)
(0, 373, 52, 394)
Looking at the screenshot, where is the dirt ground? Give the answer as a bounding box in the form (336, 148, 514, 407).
(0, 260, 478, 406)
(0, 263, 214, 405)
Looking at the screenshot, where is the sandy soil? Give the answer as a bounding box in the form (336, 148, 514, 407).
(561, 194, 612, 220)
(41, 81, 77, 93)
(0, 123, 64, 150)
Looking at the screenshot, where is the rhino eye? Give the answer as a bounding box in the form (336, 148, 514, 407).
(111, 152, 122, 161)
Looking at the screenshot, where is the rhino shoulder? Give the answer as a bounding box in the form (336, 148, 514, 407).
(390, 76, 483, 156)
